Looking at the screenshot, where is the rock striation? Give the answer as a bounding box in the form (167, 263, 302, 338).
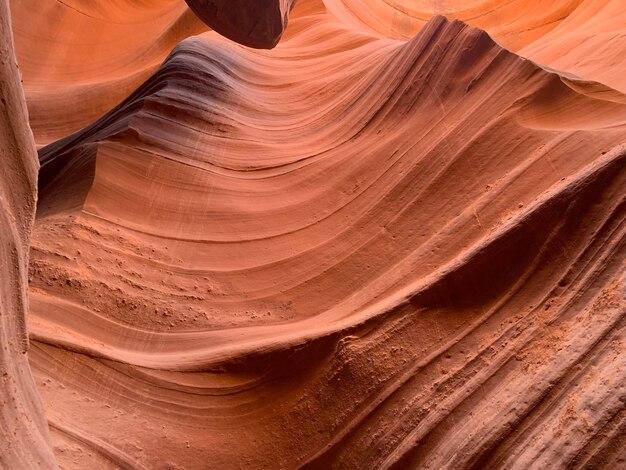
(0, 0, 55, 467)
(1, 0, 625, 468)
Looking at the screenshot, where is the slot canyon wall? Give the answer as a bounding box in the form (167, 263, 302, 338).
(0, 0, 55, 466)
(1, 0, 625, 468)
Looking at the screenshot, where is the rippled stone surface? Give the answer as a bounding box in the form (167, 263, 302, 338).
(2, 0, 626, 468)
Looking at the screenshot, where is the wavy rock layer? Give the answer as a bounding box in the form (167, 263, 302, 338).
(0, 0, 55, 467)
(10, 0, 626, 151)
(9, 0, 207, 146)
(25, 1, 626, 466)
(327, 0, 626, 92)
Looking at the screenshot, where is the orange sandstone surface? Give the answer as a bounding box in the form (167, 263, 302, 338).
(1, 0, 625, 469)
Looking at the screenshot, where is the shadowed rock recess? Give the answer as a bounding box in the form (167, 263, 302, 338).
(184, 0, 297, 48)
(2, 0, 626, 469)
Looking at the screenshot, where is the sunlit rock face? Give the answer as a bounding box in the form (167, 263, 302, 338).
(2, 0, 625, 468)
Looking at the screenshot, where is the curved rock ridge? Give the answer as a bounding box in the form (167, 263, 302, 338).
(8, 0, 306, 148)
(519, 0, 626, 93)
(9, 0, 208, 146)
(8, 0, 626, 150)
(184, 0, 298, 49)
(0, 0, 55, 467)
(27, 11, 626, 469)
(323, 0, 585, 46)
(324, 0, 626, 92)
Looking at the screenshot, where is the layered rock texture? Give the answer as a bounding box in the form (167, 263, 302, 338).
(2, 0, 626, 468)
(0, 0, 55, 466)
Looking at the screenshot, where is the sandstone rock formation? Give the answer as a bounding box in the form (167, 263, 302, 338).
(0, 0, 55, 467)
(2, 0, 626, 469)
(184, 0, 298, 48)
(9, 0, 207, 146)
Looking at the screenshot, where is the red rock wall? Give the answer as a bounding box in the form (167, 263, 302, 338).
(0, 0, 55, 467)
(2, 0, 626, 468)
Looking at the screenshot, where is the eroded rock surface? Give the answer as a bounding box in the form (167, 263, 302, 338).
(2, 0, 625, 468)
(0, 0, 55, 467)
